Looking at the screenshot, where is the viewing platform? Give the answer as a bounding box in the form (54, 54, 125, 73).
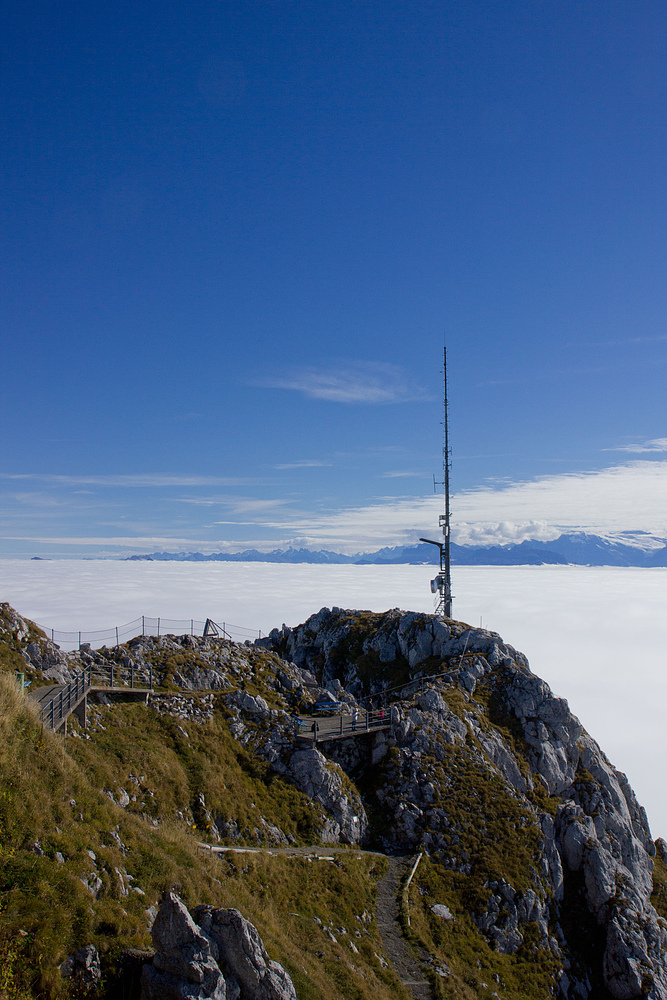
(296, 709, 391, 745)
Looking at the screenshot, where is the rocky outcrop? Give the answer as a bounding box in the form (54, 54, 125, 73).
(6, 595, 664, 999)
(194, 905, 297, 1000)
(262, 607, 667, 1000)
(0, 603, 74, 684)
(287, 746, 368, 844)
(141, 893, 296, 1000)
(60, 944, 101, 986)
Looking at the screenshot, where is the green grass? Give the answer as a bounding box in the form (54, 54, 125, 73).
(0, 671, 404, 999)
(651, 853, 667, 921)
(403, 856, 561, 1000)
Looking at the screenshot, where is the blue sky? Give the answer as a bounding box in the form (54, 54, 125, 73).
(2, 1, 667, 557)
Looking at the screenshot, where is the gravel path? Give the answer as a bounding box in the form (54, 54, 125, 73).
(375, 856, 433, 1000)
(200, 841, 434, 998)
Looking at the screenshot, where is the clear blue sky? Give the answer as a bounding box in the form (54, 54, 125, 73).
(2, 1, 667, 557)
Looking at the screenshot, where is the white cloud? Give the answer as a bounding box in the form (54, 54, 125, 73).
(454, 461, 667, 540)
(225, 460, 667, 552)
(254, 361, 427, 404)
(273, 460, 332, 469)
(4, 459, 667, 556)
(0, 474, 255, 487)
(453, 520, 561, 546)
(174, 497, 294, 514)
(0, 536, 236, 550)
(611, 438, 667, 454)
(382, 471, 422, 478)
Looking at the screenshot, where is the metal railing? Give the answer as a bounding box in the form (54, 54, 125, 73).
(39, 666, 92, 730)
(33, 616, 262, 652)
(298, 708, 391, 743)
(89, 663, 154, 691)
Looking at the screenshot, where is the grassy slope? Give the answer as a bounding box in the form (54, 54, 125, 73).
(2, 604, 665, 1000)
(0, 674, 404, 1000)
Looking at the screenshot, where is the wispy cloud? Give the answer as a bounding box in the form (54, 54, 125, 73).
(226, 460, 667, 552)
(609, 438, 667, 454)
(4, 460, 667, 557)
(253, 361, 427, 404)
(273, 460, 332, 470)
(1, 536, 235, 549)
(0, 474, 256, 488)
(382, 471, 423, 478)
(564, 335, 667, 348)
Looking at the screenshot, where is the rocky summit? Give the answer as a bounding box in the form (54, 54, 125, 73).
(1, 600, 666, 1000)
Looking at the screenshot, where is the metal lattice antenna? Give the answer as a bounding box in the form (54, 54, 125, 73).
(420, 336, 453, 619)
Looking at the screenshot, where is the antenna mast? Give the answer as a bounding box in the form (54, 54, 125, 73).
(441, 341, 453, 617)
(419, 336, 453, 619)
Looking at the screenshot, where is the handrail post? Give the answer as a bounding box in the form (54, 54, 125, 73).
(366, 711, 369, 731)
(131, 664, 134, 689)
(340, 714, 343, 735)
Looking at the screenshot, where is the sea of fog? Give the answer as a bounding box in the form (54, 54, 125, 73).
(1, 559, 665, 839)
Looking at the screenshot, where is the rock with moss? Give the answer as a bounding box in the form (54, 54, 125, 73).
(142, 894, 297, 1000)
(270, 607, 667, 999)
(142, 893, 227, 999)
(287, 746, 368, 844)
(194, 905, 297, 1000)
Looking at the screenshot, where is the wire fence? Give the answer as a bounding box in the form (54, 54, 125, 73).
(34, 616, 263, 652)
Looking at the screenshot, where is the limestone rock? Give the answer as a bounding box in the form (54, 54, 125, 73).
(60, 944, 101, 985)
(231, 691, 270, 718)
(196, 907, 297, 1000)
(141, 894, 297, 1000)
(142, 893, 226, 1000)
(287, 747, 367, 844)
(270, 607, 667, 996)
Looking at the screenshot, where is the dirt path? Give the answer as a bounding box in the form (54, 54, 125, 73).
(200, 842, 433, 998)
(374, 856, 433, 1000)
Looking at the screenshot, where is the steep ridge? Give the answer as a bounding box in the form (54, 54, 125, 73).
(260, 607, 667, 999)
(1, 601, 666, 999)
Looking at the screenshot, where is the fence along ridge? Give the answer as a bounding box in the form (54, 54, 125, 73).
(33, 614, 262, 651)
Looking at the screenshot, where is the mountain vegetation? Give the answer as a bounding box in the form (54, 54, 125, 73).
(0, 600, 666, 999)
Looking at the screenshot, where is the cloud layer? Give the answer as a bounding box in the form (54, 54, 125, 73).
(613, 438, 667, 454)
(254, 361, 427, 404)
(3, 459, 667, 556)
(2, 560, 666, 838)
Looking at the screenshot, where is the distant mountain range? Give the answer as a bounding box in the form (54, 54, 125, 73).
(126, 532, 667, 567)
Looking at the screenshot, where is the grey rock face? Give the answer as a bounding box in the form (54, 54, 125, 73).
(231, 690, 270, 718)
(273, 607, 667, 998)
(141, 894, 296, 1000)
(143, 893, 226, 1000)
(60, 944, 101, 985)
(287, 747, 367, 844)
(197, 907, 297, 1000)
(0, 600, 75, 684)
